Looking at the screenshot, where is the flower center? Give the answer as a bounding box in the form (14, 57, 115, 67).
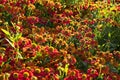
(44, 68, 50, 73)
(31, 76, 38, 80)
(82, 74, 87, 79)
(35, 68, 41, 74)
(23, 72, 29, 78)
(13, 73, 18, 78)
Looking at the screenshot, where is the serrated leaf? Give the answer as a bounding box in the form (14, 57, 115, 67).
(1, 29, 10, 36)
(10, 37, 15, 43)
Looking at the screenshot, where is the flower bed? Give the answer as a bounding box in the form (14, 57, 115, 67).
(0, 0, 120, 80)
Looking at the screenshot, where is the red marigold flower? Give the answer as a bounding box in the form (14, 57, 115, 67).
(83, 19, 89, 24)
(62, 30, 71, 36)
(0, 0, 7, 4)
(64, 9, 73, 16)
(45, 46, 59, 58)
(62, 18, 71, 25)
(34, 68, 41, 78)
(19, 69, 33, 80)
(89, 20, 95, 25)
(9, 72, 20, 80)
(27, 16, 39, 25)
(51, 49, 59, 57)
(87, 68, 98, 78)
(37, 68, 52, 78)
(83, 4, 89, 10)
(45, 73, 59, 80)
(66, 69, 82, 80)
(55, 2, 62, 9)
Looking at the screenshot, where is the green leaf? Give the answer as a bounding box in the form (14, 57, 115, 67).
(58, 66, 64, 71)
(14, 33, 22, 41)
(16, 52, 23, 59)
(0, 38, 4, 43)
(1, 29, 10, 36)
(64, 64, 69, 76)
(5, 38, 15, 48)
(0, 4, 4, 8)
(97, 74, 104, 80)
(108, 32, 111, 38)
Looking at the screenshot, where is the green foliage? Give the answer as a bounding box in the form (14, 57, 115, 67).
(60, 0, 79, 5)
(57, 64, 69, 79)
(75, 55, 89, 72)
(1, 23, 23, 60)
(2, 11, 12, 25)
(67, 36, 81, 48)
(94, 25, 120, 51)
(97, 74, 104, 80)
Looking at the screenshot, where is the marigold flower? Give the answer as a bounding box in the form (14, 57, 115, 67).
(55, 2, 62, 9)
(27, 16, 39, 25)
(0, 0, 7, 4)
(28, 4, 35, 10)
